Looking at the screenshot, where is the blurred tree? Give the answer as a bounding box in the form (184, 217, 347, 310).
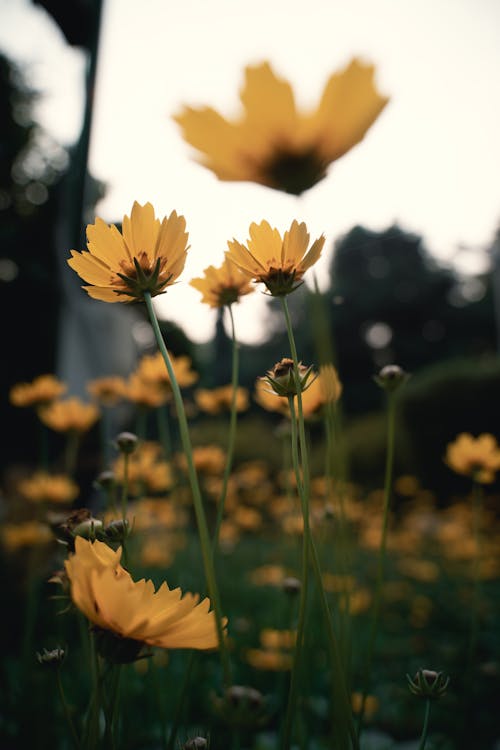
(0, 53, 69, 472)
(327, 224, 496, 413)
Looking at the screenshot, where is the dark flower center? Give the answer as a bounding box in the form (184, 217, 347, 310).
(263, 147, 327, 195)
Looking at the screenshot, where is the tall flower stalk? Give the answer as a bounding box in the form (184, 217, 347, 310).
(144, 292, 231, 686)
(356, 366, 406, 735)
(280, 296, 357, 750)
(212, 304, 240, 550)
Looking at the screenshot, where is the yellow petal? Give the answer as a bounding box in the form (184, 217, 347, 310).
(315, 59, 389, 160)
(86, 218, 130, 266)
(83, 286, 124, 302)
(240, 63, 297, 136)
(282, 221, 309, 266)
(300, 235, 325, 271)
(67, 251, 112, 286)
(247, 221, 283, 267)
(122, 202, 160, 260)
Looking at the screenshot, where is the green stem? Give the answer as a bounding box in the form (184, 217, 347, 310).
(213, 305, 239, 552)
(144, 292, 231, 687)
(418, 699, 432, 750)
(466, 480, 483, 692)
(166, 651, 196, 750)
(56, 667, 81, 749)
(356, 393, 396, 737)
(280, 296, 357, 750)
(84, 631, 102, 750)
(280, 397, 309, 750)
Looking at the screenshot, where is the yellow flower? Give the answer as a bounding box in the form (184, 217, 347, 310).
(194, 385, 249, 415)
(87, 376, 128, 406)
(1, 521, 53, 551)
(135, 351, 198, 390)
(190, 257, 254, 308)
(226, 220, 324, 296)
(67, 201, 189, 303)
(174, 59, 388, 195)
(38, 397, 100, 433)
(444, 432, 500, 484)
(253, 377, 289, 416)
(299, 364, 342, 418)
(178, 445, 226, 476)
(113, 442, 173, 495)
(9, 374, 67, 407)
(18, 472, 79, 505)
(65, 537, 225, 650)
(124, 373, 169, 409)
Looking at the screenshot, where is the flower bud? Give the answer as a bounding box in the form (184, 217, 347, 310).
(72, 516, 103, 540)
(282, 576, 301, 595)
(262, 358, 316, 398)
(183, 737, 208, 750)
(373, 364, 409, 393)
(94, 470, 116, 491)
(115, 431, 138, 455)
(36, 646, 66, 667)
(102, 518, 130, 543)
(406, 668, 450, 699)
(212, 684, 268, 729)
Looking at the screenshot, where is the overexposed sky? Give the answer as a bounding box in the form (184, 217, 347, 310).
(2, 0, 500, 343)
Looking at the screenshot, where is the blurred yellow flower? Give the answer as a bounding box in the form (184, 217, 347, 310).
(444, 432, 500, 484)
(135, 351, 198, 390)
(253, 377, 289, 416)
(174, 59, 388, 195)
(245, 648, 292, 671)
(178, 445, 226, 476)
(113, 442, 173, 495)
(65, 537, 225, 650)
(194, 385, 249, 415)
(10, 374, 67, 407)
(227, 220, 324, 296)
(351, 693, 379, 721)
(39, 397, 100, 433)
(18, 472, 79, 505)
(87, 376, 128, 406)
(1, 521, 53, 551)
(190, 257, 254, 308)
(124, 372, 169, 409)
(68, 202, 189, 303)
(299, 364, 342, 418)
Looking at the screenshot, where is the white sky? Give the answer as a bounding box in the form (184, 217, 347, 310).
(2, 0, 500, 343)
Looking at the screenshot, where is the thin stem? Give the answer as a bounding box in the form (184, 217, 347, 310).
(280, 296, 357, 750)
(213, 305, 239, 551)
(166, 652, 196, 750)
(144, 292, 231, 687)
(56, 667, 81, 749)
(280, 396, 309, 750)
(468, 480, 482, 663)
(418, 699, 432, 750)
(356, 392, 397, 737)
